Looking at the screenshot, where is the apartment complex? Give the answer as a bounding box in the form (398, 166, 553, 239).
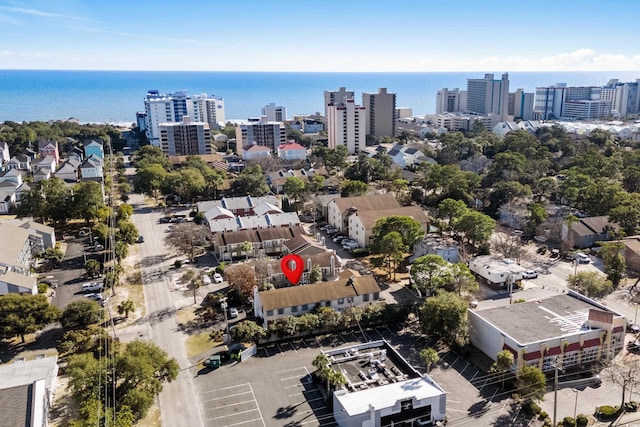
(466, 73, 510, 120)
(362, 88, 396, 138)
(601, 79, 640, 117)
(324, 87, 355, 119)
(534, 84, 610, 120)
(435, 88, 467, 114)
(235, 118, 286, 155)
(261, 102, 287, 122)
(144, 90, 224, 144)
(327, 99, 366, 154)
(159, 116, 211, 156)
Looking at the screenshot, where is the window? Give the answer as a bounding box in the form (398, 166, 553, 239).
(582, 347, 598, 363)
(266, 310, 274, 316)
(338, 298, 345, 305)
(563, 351, 579, 368)
(277, 308, 284, 315)
(301, 304, 309, 311)
(373, 292, 380, 300)
(363, 294, 370, 302)
(291, 305, 298, 312)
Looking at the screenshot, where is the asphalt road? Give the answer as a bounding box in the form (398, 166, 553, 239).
(128, 192, 205, 427)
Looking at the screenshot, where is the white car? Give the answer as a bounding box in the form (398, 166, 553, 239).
(577, 253, 591, 264)
(201, 275, 212, 285)
(522, 270, 538, 279)
(228, 307, 239, 318)
(212, 273, 224, 283)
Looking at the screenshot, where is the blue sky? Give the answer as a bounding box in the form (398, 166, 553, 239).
(1, 0, 639, 71)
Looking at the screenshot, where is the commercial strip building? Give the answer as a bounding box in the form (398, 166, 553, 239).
(468, 291, 626, 373)
(321, 340, 446, 427)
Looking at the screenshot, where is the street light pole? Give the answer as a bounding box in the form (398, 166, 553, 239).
(553, 358, 559, 427)
(572, 388, 579, 425)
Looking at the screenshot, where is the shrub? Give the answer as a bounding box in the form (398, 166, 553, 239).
(562, 416, 575, 426)
(174, 260, 182, 269)
(597, 405, 620, 420)
(350, 248, 371, 257)
(216, 262, 226, 275)
(576, 414, 589, 426)
(38, 283, 49, 294)
(523, 401, 541, 415)
(538, 411, 548, 420)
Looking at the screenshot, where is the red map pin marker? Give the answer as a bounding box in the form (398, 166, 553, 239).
(281, 254, 304, 285)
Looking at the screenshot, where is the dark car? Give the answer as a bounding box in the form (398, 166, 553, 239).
(136, 235, 144, 243)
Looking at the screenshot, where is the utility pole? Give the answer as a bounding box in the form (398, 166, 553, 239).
(552, 358, 559, 427)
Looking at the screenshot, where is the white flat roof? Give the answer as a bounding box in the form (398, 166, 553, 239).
(335, 377, 445, 416)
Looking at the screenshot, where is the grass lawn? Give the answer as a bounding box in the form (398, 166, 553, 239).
(137, 405, 161, 427)
(185, 332, 221, 358)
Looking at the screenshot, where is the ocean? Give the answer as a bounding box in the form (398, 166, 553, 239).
(0, 70, 639, 125)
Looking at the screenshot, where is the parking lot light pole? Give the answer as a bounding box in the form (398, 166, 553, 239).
(572, 388, 579, 425)
(221, 300, 229, 338)
(552, 357, 559, 427)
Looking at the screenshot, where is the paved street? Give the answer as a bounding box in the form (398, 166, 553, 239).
(127, 191, 204, 427)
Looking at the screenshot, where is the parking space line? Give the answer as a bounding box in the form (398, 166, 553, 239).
(209, 399, 256, 410)
(277, 367, 306, 374)
(289, 341, 297, 353)
(225, 418, 264, 427)
(208, 408, 259, 420)
(262, 347, 269, 357)
(284, 381, 312, 389)
(460, 361, 469, 375)
(203, 383, 251, 393)
(288, 388, 322, 397)
(203, 391, 252, 401)
(470, 371, 478, 381)
(276, 343, 283, 353)
(280, 375, 304, 381)
(247, 383, 266, 427)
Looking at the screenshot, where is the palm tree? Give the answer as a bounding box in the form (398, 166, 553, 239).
(419, 348, 439, 373)
(181, 269, 203, 304)
(117, 299, 135, 318)
(240, 241, 253, 260)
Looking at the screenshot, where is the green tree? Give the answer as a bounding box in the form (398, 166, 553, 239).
(339, 179, 368, 197)
(600, 242, 626, 288)
(310, 264, 323, 283)
(379, 231, 406, 281)
(115, 241, 129, 263)
(306, 175, 325, 194)
(84, 259, 101, 277)
(117, 299, 135, 319)
(453, 210, 496, 248)
(0, 294, 60, 342)
(568, 271, 613, 298)
(231, 320, 267, 343)
(41, 247, 64, 265)
(312, 145, 348, 170)
(116, 203, 134, 221)
(411, 255, 450, 296)
(444, 263, 478, 296)
(118, 182, 132, 202)
(419, 291, 468, 346)
(231, 164, 269, 196)
(60, 299, 103, 330)
(437, 198, 468, 227)
(240, 241, 253, 260)
(283, 176, 307, 209)
(419, 348, 439, 372)
(72, 181, 105, 223)
(516, 365, 547, 402)
(135, 163, 167, 201)
(117, 220, 139, 245)
(491, 349, 515, 388)
(372, 215, 425, 250)
(609, 193, 640, 236)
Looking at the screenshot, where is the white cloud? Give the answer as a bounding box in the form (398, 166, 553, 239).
(0, 5, 89, 21)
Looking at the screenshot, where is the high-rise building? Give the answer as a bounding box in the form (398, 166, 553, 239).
(235, 118, 286, 156)
(601, 79, 640, 117)
(435, 88, 467, 114)
(327, 99, 366, 154)
(159, 116, 211, 156)
(144, 90, 224, 145)
(466, 73, 510, 120)
(362, 88, 396, 138)
(261, 103, 287, 122)
(324, 87, 355, 119)
(508, 89, 535, 120)
(534, 84, 610, 120)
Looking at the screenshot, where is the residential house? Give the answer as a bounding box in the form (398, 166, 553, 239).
(19, 220, 56, 253)
(570, 216, 618, 248)
(314, 194, 341, 221)
(83, 139, 104, 159)
(0, 141, 9, 164)
(54, 158, 81, 184)
(386, 144, 426, 168)
(327, 194, 400, 234)
(253, 274, 381, 327)
(277, 141, 307, 161)
(6, 154, 31, 171)
(66, 145, 84, 162)
(469, 291, 625, 373)
(37, 140, 60, 165)
(0, 185, 18, 214)
(33, 168, 51, 183)
(198, 196, 279, 217)
(206, 212, 300, 234)
(242, 144, 272, 160)
(0, 168, 24, 186)
(0, 356, 59, 427)
(411, 236, 460, 263)
(79, 154, 103, 181)
(468, 256, 526, 289)
(267, 168, 326, 193)
(347, 205, 429, 249)
(622, 237, 640, 273)
(30, 156, 56, 175)
(213, 224, 304, 261)
(0, 222, 39, 294)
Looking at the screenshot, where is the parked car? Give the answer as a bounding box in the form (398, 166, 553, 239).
(577, 253, 591, 264)
(136, 235, 144, 243)
(201, 274, 212, 285)
(82, 282, 104, 292)
(159, 217, 171, 224)
(228, 307, 239, 318)
(212, 273, 224, 283)
(333, 235, 346, 243)
(522, 270, 538, 279)
(537, 247, 547, 255)
(94, 244, 104, 251)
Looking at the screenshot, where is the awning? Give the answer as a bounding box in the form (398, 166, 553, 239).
(564, 342, 581, 352)
(583, 338, 601, 348)
(546, 347, 562, 356)
(613, 326, 624, 333)
(524, 351, 542, 361)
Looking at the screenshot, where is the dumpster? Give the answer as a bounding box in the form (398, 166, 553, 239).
(204, 354, 221, 368)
